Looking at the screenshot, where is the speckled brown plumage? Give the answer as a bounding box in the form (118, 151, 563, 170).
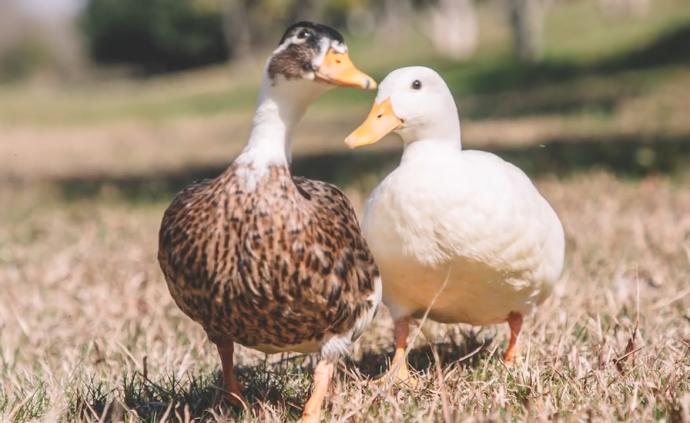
(267, 21, 342, 82)
(158, 163, 379, 354)
(267, 43, 314, 81)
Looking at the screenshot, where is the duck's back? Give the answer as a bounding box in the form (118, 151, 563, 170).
(158, 164, 380, 353)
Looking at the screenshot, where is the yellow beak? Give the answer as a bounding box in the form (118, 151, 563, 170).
(315, 49, 377, 90)
(345, 98, 402, 149)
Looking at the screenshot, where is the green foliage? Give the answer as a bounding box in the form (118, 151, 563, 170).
(82, 0, 228, 73)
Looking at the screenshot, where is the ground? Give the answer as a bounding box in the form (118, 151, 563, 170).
(1, 0, 689, 421)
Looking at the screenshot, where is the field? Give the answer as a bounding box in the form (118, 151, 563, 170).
(1, 0, 690, 421)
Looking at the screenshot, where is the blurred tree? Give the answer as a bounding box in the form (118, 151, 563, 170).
(285, 0, 317, 23)
(427, 0, 478, 60)
(507, 0, 544, 62)
(378, 0, 413, 43)
(216, 0, 318, 61)
(82, 0, 228, 73)
(0, 0, 86, 81)
(0, 0, 22, 57)
(321, 0, 375, 33)
(322, 0, 416, 43)
(220, 0, 252, 60)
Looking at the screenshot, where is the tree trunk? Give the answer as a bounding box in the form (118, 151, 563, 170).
(378, 0, 412, 44)
(42, 18, 88, 81)
(428, 0, 478, 60)
(0, 0, 22, 57)
(220, 0, 252, 60)
(285, 0, 316, 24)
(508, 0, 544, 62)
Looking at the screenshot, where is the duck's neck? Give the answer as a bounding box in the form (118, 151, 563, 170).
(398, 112, 462, 164)
(401, 137, 463, 165)
(236, 75, 326, 170)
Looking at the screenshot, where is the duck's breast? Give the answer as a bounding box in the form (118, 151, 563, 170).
(159, 165, 380, 355)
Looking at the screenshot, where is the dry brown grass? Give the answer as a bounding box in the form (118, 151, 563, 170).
(2, 1, 690, 417)
(1, 165, 689, 421)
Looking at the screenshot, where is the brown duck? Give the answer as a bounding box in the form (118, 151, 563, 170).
(157, 22, 381, 422)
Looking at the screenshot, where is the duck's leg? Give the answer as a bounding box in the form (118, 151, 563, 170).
(300, 358, 335, 423)
(503, 312, 523, 363)
(215, 341, 248, 409)
(377, 318, 417, 386)
(391, 318, 413, 382)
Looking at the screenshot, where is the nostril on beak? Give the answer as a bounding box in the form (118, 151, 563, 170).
(376, 114, 382, 119)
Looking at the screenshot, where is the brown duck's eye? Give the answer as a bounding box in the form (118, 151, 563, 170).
(412, 80, 422, 90)
(297, 29, 312, 39)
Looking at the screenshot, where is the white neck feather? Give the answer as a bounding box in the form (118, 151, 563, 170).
(401, 136, 462, 164)
(236, 74, 327, 171)
(397, 106, 462, 151)
(399, 118, 462, 164)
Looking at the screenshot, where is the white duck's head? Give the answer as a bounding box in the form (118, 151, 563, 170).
(345, 66, 460, 148)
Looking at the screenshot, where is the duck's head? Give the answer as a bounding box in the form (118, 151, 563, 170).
(266, 21, 376, 91)
(345, 66, 460, 148)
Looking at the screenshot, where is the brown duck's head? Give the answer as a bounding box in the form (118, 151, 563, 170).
(267, 21, 376, 91)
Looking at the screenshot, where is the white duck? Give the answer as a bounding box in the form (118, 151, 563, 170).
(345, 67, 565, 382)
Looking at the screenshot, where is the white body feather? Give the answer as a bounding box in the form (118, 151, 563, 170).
(363, 140, 564, 325)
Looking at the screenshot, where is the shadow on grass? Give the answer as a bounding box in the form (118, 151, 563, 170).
(41, 133, 690, 204)
(600, 23, 690, 72)
(351, 328, 494, 380)
(69, 360, 314, 422)
(68, 372, 225, 421)
(69, 332, 494, 422)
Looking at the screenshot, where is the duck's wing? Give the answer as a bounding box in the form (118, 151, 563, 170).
(157, 177, 217, 319)
(435, 152, 565, 285)
(158, 177, 213, 270)
(292, 176, 380, 340)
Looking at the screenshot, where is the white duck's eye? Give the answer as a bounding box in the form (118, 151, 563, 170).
(297, 29, 312, 39)
(411, 80, 422, 90)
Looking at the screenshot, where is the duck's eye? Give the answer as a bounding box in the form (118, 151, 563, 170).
(411, 80, 422, 90)
(297, 29, 312, 39)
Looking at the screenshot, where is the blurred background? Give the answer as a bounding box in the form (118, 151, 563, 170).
(0, 0, 688, 194)
(1, 1, 690, 420)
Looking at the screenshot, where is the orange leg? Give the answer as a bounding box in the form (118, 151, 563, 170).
(503, 312, 523, 363)
(375, 318, 417, 386)
(301, 358, 335, 423)
(215, 341, 248, 409)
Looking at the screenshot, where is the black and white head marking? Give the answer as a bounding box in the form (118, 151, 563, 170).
(267, 21, 348, 83)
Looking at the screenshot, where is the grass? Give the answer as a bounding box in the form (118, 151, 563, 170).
(1, 0, 690, 420)
(1, 171, 689, 422)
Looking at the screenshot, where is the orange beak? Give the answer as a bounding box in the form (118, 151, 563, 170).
(345, 98, 402, 149)
(315, 49, 377, 90)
